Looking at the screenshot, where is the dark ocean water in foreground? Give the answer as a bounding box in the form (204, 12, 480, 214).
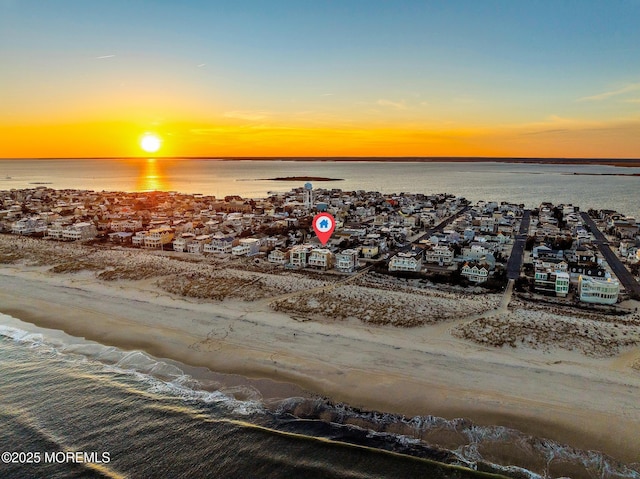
(2, 316, 639, 479)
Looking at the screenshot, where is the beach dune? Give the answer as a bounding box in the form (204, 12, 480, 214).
(2, 263, 640, 467)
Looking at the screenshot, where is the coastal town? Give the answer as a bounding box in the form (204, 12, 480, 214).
(2, 183, 640, 475)
(2, 184, 639, 304)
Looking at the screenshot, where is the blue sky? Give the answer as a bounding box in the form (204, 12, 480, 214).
(1, 0, 639, 157)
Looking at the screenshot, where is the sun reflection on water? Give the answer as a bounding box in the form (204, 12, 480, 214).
(136, 158, 170, 192)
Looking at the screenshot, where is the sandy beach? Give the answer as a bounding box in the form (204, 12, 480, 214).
(1, 235, 640, 470)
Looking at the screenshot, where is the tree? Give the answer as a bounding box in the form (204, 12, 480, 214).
(525, 236, 536, 251)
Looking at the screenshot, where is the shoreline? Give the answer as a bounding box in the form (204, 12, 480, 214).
(2, 265, 640, 467)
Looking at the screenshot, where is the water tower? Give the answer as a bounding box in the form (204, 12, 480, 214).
(303, 182, 313, 209)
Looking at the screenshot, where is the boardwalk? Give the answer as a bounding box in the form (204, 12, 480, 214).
(580, 212, 640, 300)
(506, 209, 531, 280)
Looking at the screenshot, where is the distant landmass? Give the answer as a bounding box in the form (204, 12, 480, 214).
(5, 157, 640, 167)
(265, 176, 344, 181)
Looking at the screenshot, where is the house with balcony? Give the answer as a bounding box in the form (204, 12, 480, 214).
(12, 217, 47, 235)
(335, 249, 359, 273)
(204, 235, 235, 254)
(268, 248, 289, 264)
(173, 233, 195, 252)
(461, 262, 490, 283)
(388, 247, 423, 272)
(288, 244, 314, 268)
(232, 238, 261, 256)
(578, 276, 620, 304)
(111, 219, 143, 232)
(62, 222, 97, 241)
(132, 231, 147, 247)
(144, 227, 174, 249)
(187, 235, 211, 254)
(424, 244, 454, 266)
(308, 248, 334, 270)
(534, 268, 570, 297)
(45, 222, 66, 240)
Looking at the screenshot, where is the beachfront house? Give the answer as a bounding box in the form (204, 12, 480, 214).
(173, 233, 195, 252)
(288, 244, 314, 268)
(534, 268, 570, 297)
(45, 222, 66, 240)
(578, 276, 620, 304)
(62, 222, 97, 241)
(388, 247, 423, 272)
(187, 235, 211, 254)
(335, 249, 359, 273)
(424, 244, 454, 266)
(231, 238, 261, 257)
(307, 248, 334, 270)
(204, 235, 235, 254)
(132, 231, 147, 247)
(461, 262, 490, 283)
(12, 217, 47, 235)
(144, 227, 174, 249)
(268, 248, 289, 264)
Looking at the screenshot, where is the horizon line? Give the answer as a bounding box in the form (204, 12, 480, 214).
(1, 156, 640, 162)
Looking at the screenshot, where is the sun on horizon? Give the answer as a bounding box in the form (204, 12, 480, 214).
(140, 133, 162, 154)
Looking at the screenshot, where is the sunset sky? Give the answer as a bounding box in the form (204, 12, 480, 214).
(1, 0, 639, 158)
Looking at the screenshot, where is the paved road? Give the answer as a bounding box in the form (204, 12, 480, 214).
(400, 205, 471, 252)
(580, 212, 640, 300)
(506, 209, 531, 280)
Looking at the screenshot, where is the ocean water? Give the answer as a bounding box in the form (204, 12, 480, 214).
(1, 314, 639, 479)
(0, 158, 639, 219)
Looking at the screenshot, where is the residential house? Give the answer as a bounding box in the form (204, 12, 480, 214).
(62, 222, 97, 241)
(288, 244, 314, 268)
(204, 235, 235, 254)
(308, 248, 334, 270)
(232, 238, 261, 256)
(144, 227, 174, 249)
(268, 249, 289, 264)
(187, 235, 211, 254)
(12, 217, 47, 235)
(388, 247, 423, 272)
(335, 249, 359, 273)
(578, 276, 620, 304)
(461, 262, 490, 283)
(132, 231, 147, 247)
(173, 233, 195, 252)
(534, 268, 570, 297)
(424, 244, 454, 266)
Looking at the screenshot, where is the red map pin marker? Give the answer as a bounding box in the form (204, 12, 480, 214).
(312, 212, 336, 246)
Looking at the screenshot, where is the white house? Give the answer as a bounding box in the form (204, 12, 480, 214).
(461, 243, 490, 261)
(231, 238, 261, 256)
(62, 222, 97, 241)
(335, 249, 359, 273)
(132, 231, 147, 246)
(461, 262, 490, 283)
(424, 244, 454, 266)
(12, 217, 47, 235)
(204, 236, 234, 254)
(578, 276, 620, 304)
(307, 248, 334, 270)
(389, 248, 423, 272)
(173, 233, 195, 252)
(45, 223, 66, 240)
(288, 244, 314, 268)
(111, 219, 142, 232)
(187, 235, 211, 254)
(268, 249, 288, 264)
